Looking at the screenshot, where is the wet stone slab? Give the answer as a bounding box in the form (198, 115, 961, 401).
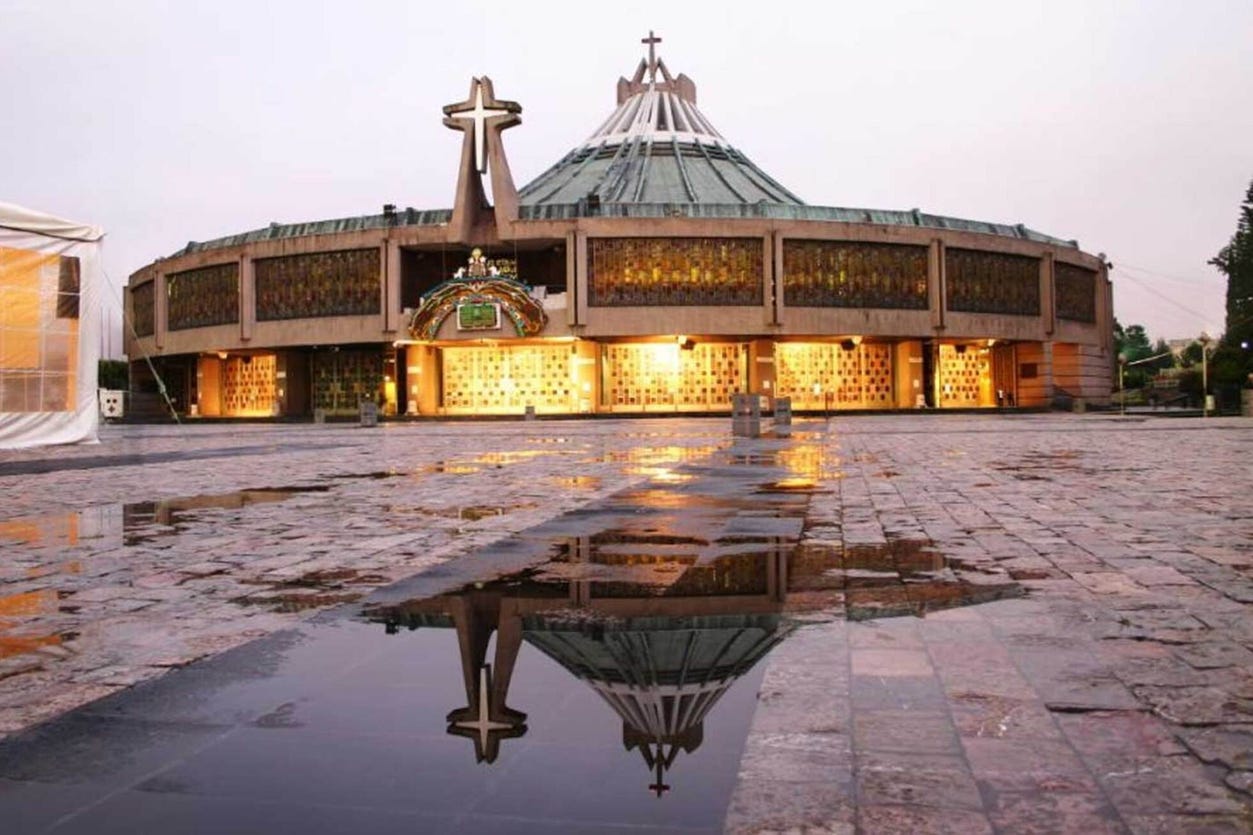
(1, 415, 1252, 832)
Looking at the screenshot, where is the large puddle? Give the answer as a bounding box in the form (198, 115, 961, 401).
(347, 443, 1021, 817)
(0, 434, 1025, 830)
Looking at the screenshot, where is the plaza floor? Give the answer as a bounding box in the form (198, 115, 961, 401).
(0, 414, 1250, 833)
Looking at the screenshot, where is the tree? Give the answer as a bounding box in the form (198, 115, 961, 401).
(1149, 339, 1175, 371)
(1211, 179, 1253, 351)
(1114, 322, 1153, 363)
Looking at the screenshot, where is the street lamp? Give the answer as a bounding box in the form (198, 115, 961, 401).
(1117, 353, 1127, 416)
(1198, 332, 1211, 417)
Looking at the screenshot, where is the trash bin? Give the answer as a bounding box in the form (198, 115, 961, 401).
(774, 396, 792, 436)
(524, 405, 536, 421)
(359, 400, 379, 427)
(731, 393, 761, 437)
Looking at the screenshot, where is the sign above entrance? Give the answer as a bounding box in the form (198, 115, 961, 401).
(456, 301, 501, 331)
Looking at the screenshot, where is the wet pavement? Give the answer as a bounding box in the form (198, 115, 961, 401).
(0, 415, 1250, 833)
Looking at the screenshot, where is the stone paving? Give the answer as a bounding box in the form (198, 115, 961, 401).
(1, 414, 1251, 833)
(727, 414, 1253, 834)
(0, 420, 724, 739)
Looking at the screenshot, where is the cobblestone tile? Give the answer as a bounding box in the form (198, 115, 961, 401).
(855, 750, 983, 811)
(856, 804, 993, 834)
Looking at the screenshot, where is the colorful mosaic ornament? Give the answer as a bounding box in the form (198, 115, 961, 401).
(408, 249, 548, 340)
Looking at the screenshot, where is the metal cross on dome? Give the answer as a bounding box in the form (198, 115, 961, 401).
(443, 77, 521, 174)
(642, 30, 662, 82)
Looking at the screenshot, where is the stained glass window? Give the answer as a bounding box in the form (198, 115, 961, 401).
(588, 238, 762, 306)
(167, 263, 239, 331)
(256, 249, 380, 321)
(1055, 262, 1097, 323)
(945, 249, 1040, 316)
(132, 281, 155, 337)
(782, 241, 928, 309)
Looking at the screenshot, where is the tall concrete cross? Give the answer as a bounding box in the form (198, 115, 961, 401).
(445, 78, 517, 174)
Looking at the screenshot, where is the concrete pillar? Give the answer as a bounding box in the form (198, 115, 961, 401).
(196, 356, 222, 416)
(411, 345, 440, 416)
(895, 341, 925, 409)
(1041, 251, 1055, 338)
(1097, 261, 1114, 357)
(574, 231, 588, 326)
(565, 231, 579, 327)
(240, 256, 254, 343)
(749, 339, 776, 404)
(154, 272, 167, 351)
(768, 232, 783, 326)
(929, 239, 945, 333)
(572, 339, 598, 414)
(384, 240, 402, 334)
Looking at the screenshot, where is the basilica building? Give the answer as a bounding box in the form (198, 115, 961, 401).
(125, 35, 1113, 418)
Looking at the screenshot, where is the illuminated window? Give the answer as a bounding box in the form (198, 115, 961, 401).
(588, 238, 762, 307)
(783, 241, 927, 309)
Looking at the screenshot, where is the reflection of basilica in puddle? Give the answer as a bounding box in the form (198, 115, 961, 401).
(371, 538, 793, 794)
(366, 531, 1020, 792)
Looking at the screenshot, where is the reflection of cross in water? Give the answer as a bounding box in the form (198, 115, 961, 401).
(639, 739, 681, 797)
(649, 757, 670, 797)
(451, 665, 515, 754)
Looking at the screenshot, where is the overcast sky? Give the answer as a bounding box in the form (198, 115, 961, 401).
(5, 0, 1252, 353)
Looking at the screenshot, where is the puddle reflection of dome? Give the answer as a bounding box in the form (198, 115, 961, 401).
(523, 613, 789, 793)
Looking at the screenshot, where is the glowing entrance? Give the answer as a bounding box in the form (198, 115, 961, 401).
(441, 344, 574, 415)
(603, 342, 747, 411)
(936, 344, 994, 408)
(775, 342, 894, 410)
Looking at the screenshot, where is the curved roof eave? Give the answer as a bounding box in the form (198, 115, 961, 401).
(157, 202, 1082, 261)
(166, 208, 452, 259)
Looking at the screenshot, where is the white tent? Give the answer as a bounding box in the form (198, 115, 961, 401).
(0, 201, 105, 448)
